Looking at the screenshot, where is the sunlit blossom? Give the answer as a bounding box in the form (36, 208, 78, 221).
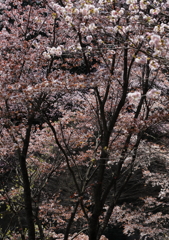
(140, 0, 149, 10)
(149, 60, 159, 70)
(127, 91, 141, 104)
(150, 8, 160, 15)
(126, 0, 137, 4)
(146, 89, 161, 99)
(128, 4, 138, 11)
(149, 34, 161, 48)
(88, 23, 96, 32)
(46, 46, 63, 56)
(65, 15, 72, 23)
(111, 10, 119, 18)
(86, 35, 93, 43)
(135, 55, 147, 64)
(43, 51, 51, 59)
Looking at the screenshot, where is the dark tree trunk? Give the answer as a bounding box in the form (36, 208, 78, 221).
(18, 121, 36, 240)
(88, 213, 100, 240)
(88, 149, 108, 240)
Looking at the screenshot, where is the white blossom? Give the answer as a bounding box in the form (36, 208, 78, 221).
(140, 0, 149, 10)
(150, 8, 160, 15)
(86, 35, 93, 43)
(80, 8, 88, 16)
(50, 47, 60, 56)
(135, 55, 147, 64)
(88, 23, 96, 32)
(45, 46, 63, 57)
(127, 91, 141, 104)
(126, 0, 137, 4)
(111, 10, 119, 18)
(43, 51, 51, 59)
(65, 15, 72, 23)
(149, 34, 161, 48)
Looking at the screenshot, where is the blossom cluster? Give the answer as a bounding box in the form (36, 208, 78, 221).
(127, 91, 141, 105)
(43, 46, 63, 59)
(146, 89, 161, 99)
(128, 89, 161, 105)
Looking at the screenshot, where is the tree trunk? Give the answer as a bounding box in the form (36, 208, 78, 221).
(88, 149, 108, 240)
(19, 122, 36, 240)
(20, 161, 36, 240)
(88, 213, 100, 240)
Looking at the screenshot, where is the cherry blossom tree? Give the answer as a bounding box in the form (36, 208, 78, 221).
(0, 0, 169, 239)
